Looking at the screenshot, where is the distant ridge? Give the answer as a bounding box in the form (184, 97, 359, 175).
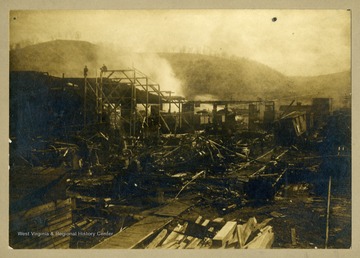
(10, 40, 350, 108)
(159, 52, 290, 101)
(10, 40, 100, 77)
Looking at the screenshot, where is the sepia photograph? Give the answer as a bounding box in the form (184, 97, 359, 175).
(7, 8, 352, 250)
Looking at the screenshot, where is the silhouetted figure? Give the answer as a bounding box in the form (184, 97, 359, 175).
(83, 65, 88, 77)
(100, 64, 108, 73)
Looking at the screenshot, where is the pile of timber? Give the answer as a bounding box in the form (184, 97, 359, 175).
(144, 216, 274, 249)
(10, 199, 73, 249)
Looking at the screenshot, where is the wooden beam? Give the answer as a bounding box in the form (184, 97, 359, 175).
(162, 223, 186, 246)
(195, 216, 203, 224)
(146, 229, 168, 249)
(237, 224, 245, 248)
(201, 219, 210, 227)
(212, 221, 237, 248)
(243, 225, 274, 249)
(243, 217, 257, 244)
(186, 238, 202, 249)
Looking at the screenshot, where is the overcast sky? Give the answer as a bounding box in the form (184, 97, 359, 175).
(10, 10, 350, 76)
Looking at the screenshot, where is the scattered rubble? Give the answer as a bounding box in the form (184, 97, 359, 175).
(142, 216, 274, 249)
(9, 71, 351, 249)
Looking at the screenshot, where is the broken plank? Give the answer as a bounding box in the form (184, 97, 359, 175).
(162, 224, 184, 245)
(256, 218, 273, 230)
(212, 221, 237, 248)
(174, 233, 186, 243)
(154, 200, 191, 217)
(201, 219, 210, 227)
(227, 228, 239, 246)
(202, 238, 212, 248)
(178, 241, 188, 249)
(195, 216, 203, 224)
(146, 229, 168, 249)
(47, 212, 72, 227)
(243, 225, 274, 249)
(212, 217, 225, 223)
(185, 236, 194, 243)
(237, 224, 245, 248)
(160, 240, 178, 249)
(168, 243, 180, 249)
(243, 217, 257, 244)
(270, 211, 285, 218)
(93, 216, 171, 249)
(186, 238, 202, 249)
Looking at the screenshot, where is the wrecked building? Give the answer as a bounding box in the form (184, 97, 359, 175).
(9, 67, 351, 249)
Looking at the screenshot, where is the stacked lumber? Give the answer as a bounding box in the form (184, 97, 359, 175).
(10, 199, 73, 249)
(144, 216, 274, 249)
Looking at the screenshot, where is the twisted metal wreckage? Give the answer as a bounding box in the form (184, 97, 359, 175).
(9, 68, 351, 249)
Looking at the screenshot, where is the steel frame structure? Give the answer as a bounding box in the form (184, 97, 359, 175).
(84, 69, 274, 136)
(84, 68, 186, 137)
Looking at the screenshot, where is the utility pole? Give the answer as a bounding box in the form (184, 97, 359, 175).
(325, 176, 332, 248)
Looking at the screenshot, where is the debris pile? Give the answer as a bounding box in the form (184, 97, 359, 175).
(9, 71, 351, 249)
(143, 216, 274, 249)
(10, 199, 73, 249)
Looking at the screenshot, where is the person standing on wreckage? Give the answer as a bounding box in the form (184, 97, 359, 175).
(100, 64, 108, 75)
(83, 65, 88, 77)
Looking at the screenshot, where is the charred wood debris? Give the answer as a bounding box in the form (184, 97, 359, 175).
(10, 128, 349, 249)
(9, 71, 351, 249)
